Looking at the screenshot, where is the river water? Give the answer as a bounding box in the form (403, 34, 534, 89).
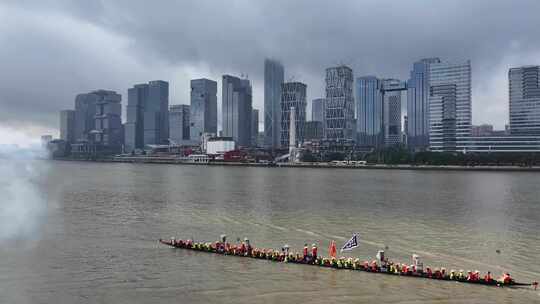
(1, 161, 539, 303)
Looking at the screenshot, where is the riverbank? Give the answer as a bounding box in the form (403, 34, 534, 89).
(52, 156, 540, 172)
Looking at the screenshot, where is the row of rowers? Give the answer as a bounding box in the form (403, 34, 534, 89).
(167, 236, 513, 284)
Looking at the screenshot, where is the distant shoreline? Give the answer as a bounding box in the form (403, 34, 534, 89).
(51, 157, 540, 172)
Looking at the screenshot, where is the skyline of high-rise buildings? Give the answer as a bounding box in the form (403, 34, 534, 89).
(57, 58, 540, 154)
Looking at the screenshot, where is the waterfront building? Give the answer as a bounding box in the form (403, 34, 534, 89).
(222, 75, 252, 147)
(125, 80, 169, 151)
(428, 60, 472, 152)
(304, 121, 323, 141)
(59, 109, 75, 144)
(74, 92, 98, 142)
(264, 59, 285, 149)
(280, 82, 307, 147)
(509, 66, 540, 136)
(356, 76, 383, 147)
(325, 65, 355, 141)
(206, 137, 235, 155)
(190, 78, 217, 144)
(382, 79, 406, 146)
(252, 109, 259, 147)
(403, 115, 408, 145)
(93, 90, 122, 152)
(312, 98, 325, 122)
(460, 136, 540, 152)
(169, 104, 191, 146)
(407, 58, 441, 151)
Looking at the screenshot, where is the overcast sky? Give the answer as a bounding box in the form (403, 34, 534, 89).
(1, 0, 540, 141)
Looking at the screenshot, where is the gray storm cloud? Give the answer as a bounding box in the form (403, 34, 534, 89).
(1, 0, 540, 134)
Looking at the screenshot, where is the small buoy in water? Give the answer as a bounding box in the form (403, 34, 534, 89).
(384, 245, 389, 250)
(495, 249, 501, 254)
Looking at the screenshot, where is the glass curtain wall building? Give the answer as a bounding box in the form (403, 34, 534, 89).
(428, 60, 471, 152)
(280, 82, 307, 147)
(325, 65, 355, 141)
(264, 59, 284, 149)
(509, 66, 540, 136)
(190, 78, 217, 144)
(356, 76, 383, 147)
(407, 58, 441, 151)
(222, 75, 253, 147)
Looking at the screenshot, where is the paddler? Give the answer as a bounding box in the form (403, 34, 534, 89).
(484, 271, 492, 282)
(311, 244, 318, 262)
(303, 244, 309, 262)
(413, 254, 423, 274)
(499, 272, 512, 284)
(245, 238, 252, 256)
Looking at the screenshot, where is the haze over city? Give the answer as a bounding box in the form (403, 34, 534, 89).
(2, 0, 540, 143)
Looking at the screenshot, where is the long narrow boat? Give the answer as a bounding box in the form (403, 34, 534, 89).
(159, 238, 538, 290)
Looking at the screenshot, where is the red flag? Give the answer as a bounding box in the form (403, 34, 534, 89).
(328, 240, 337, 258)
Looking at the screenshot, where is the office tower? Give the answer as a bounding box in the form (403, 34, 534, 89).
(428, 60, 471, 152)
(325, 65, 355, 141)
(356, 76, 383, 147)
(280, 82, 307, 147)
(222, 75, 253, 147)
(169, 104, 191, 145)
(304, 121, 323, 141)
(509, 66, 540, 135)
(190, 78, 217, 143)
(407, 58, 441, 151)
(125, 80, 169, 151)
(264, 59, 284, 149)
(252, 109, 259, 147)
(74, 93, 98, 142)
(93, 90, 122, 151)
(382, 79, 406, 146)
(312, 98, 325, 122)
(59, 109, 75, 144)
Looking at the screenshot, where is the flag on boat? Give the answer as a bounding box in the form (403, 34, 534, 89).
(328, 240, 337, 258)
(340, 234, 359, 252)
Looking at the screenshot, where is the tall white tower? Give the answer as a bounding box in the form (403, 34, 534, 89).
(289, 106, 296, 162)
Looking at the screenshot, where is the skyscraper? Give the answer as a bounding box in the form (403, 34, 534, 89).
(428, 60, 471, 152)
(59, 109, 75, 144)
(280, 82, 307, 147)
(311, 98, 325, 122)
(382, 79, 405, 146)
(264, 59, 284, 149)
(190, 78, 217, 143)
(325, 65, 355, 141)
(252, 109, 259, 147)
(93, 90, 122, 151)
(509, 66, 540, 135)
(125, 80, 169, 151)
(74, 93, 98, 142)
(356, 76, 383, 147)
(222, 75, 252, 147)
(407, 58, 441, 151)
(169, 104, 191, 145)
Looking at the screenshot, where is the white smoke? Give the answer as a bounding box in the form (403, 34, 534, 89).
(0, 126, 50, 243)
